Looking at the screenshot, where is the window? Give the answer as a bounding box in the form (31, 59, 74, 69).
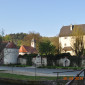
(64, 43, 66, 46)
(65, 37, 67, 39)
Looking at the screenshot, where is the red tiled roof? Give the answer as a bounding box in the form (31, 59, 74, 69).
(6, 41, 17, 48)
(19, 45, 38, 53)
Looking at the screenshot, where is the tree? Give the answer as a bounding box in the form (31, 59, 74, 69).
(57, 43, 62, 54)
(41, 36, 60, 54)
(0, 28, 5, 53)
(49, 36, 59, 49)
(4, 33, 27, 47)
(71, 25, 84, 56)
(71, 25, 84, 66)
(39, 40, 56, 65)
(22, 32, 42, 50)
(39, 40, 56, 56)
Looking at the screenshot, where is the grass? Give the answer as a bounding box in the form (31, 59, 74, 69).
(38, 66, 84, 70)
(0, 72, 79, 81)
(2, 64, 31, 67)
(0, 73, 61, 81)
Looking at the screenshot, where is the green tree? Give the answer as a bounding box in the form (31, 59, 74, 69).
(71, 25, 84, 56)
(22, 32, 42, 50)
(4, 33, 27, 46)
(71, 25, 84, 66)
(39, 40, 56, 56)
(3, 35, 11, 41)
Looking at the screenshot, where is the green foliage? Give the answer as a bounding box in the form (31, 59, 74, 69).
(19, 54, 37, 65)
(3, 35, 11, 41)
(22, 32, 42, 50)
(38, 66, 83, 70)
(4, 33, 27, 46)
(26, 54, 37, 65)
(0, 36, 2, 43)
(0, 73, 58, 81)
(71, 25, 84, 56)
(46, 53, 71, 66)
(69, 56, 82, 67)
(39, 40, 56, 55)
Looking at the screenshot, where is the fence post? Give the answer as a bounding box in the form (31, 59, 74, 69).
(84, 69, 85, 78)
(83, 69, 85, 85)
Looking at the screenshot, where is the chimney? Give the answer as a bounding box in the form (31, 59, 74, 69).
(70, 24, 73, 31)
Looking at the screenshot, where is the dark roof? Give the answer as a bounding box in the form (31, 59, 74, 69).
(6, 41, 17, 48)
(59, 24, 85, 37)
(19, 45, 38, 53)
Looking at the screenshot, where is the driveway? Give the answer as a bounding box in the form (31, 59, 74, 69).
(0, 66, 83, 77)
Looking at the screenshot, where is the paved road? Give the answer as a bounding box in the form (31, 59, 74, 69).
(0, 66, 84, 76)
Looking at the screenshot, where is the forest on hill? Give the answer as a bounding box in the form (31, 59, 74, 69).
(0, 32, 59, 54)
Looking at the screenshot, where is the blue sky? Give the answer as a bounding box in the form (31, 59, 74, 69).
(0, 0, 85, 37)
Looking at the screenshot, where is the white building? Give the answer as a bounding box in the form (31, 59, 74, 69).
(59, 24, 85, 55)
(31, 38, 36, 48)
(32, 54, 47, 66)
(4, 41, 19, 64)
(58, 57, 70, 67)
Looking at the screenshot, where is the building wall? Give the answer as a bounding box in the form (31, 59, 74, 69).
(18, 58, 27, 65)
(32, 57, 47, 66)
(19, 52, 30, 55)
(59, 35, 85, 55)
(58, 57, 70, 67)
(31, 41, 36, 48)
(59, 36, 73, 48)
(4, 48, 19, 64)
(59, 36, 75, 55)
(83, 35, 85, 48)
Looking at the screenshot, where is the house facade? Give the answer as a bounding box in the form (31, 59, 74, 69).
(59, 24, 85, 55)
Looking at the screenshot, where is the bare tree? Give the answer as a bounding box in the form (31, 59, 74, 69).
(71, 25, 84, 56)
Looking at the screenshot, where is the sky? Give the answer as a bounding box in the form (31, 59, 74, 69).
(0, 0, 85, 37)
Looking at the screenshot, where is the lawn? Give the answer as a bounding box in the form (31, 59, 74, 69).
(0, 73, 60, 81)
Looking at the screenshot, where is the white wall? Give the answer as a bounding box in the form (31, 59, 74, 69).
(59, 36, 73, 48)
(59, 36, 75, 55)
(31, 41, 36, 48)
(83, 35, 85, 48)
(58, 57, 70, 67)
(18, 58, 27, 65)
(4, 48, 19, 64)
(32, 57, 47, 66)
(19, 52, 30, 55)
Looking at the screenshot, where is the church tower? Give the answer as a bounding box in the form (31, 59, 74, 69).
(31, 38, 36, 48)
